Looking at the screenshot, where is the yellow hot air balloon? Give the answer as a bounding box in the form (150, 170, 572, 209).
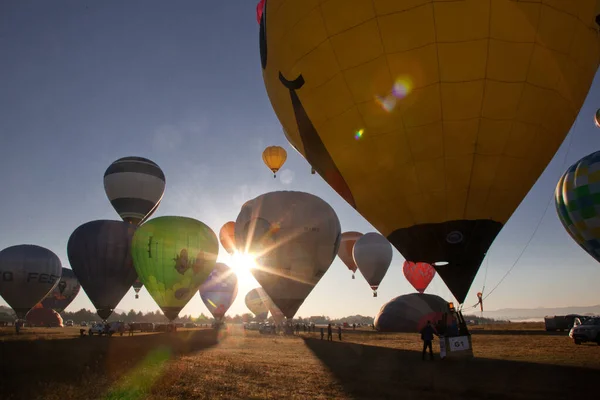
(262, 146, 287, 178)
(258, 0, 600, 303)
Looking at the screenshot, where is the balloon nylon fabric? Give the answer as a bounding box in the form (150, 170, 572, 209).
(131, 216, 219, 321)
(40, 267, 81, 313)
(0, 245, 62, 318)
(67, 220, 138, 320)
(259, 0, 600, 303)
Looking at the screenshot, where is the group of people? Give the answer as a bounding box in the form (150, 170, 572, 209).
(319, 323, 342, 341)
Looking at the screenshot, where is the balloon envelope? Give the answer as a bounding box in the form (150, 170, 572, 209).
(260, 0, 600, 303)
(0, 245, 62, 318)
(26, 307, 63, 328)
(235, 191, 341, 318)
(245, 287, 270, 319)
(219, 222, 236, 255)
(353, 233, 393, 296)
(262, 146, 287, 177)
(40, 267, 81, 313)
(375, 293, 452, 333)
(555, 151, 600, 264)
(199, 262, 238, 320)
(131, 216, 219, 321)
(104, 156, 166, 225)
(403, 261, 436, 294)
(67, 220, 137, 320)
(337, 231, 362, 276)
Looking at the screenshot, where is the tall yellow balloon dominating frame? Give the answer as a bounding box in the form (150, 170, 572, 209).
(259, 0, 600, 302)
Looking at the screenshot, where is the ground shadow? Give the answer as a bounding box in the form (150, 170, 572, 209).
(302, 337, 597, 400)
(0, 329, 220, 399)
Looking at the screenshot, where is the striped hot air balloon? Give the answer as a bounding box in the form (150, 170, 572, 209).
(103, 156, 166, 225)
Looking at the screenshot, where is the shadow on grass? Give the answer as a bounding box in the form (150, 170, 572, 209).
(0, 329, 219, 399)
(302, 337, 596, 400)
(470, 329, 569, 336)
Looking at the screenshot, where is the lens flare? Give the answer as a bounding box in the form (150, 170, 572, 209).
(354, 129, 364, 140)
(375, 75, 414, 112)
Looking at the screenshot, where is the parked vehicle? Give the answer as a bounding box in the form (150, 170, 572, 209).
(544, 314, 587, 332)
(65, 320, 74, 327)
(569, 317, 600, 345)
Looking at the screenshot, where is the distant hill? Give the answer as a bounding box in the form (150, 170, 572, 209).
(480, 305, 600, 320)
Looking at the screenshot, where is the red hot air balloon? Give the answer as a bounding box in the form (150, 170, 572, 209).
(403, 261, 436, 294)
(256, 0, 265, 24)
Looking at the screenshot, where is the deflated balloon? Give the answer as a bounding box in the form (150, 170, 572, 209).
(403, 261, 436, 294)
(68, 220, 137, 320)
(555, 150, 600, 264)
(235, 191, 341, 318)
(259, 0, 600, 303)
(40, 267, 81, 313)
(0, 245, 62, 318)
(337, 231, 362, 279)
(219, 221, 236, 255)
(104, 156, 166, 225)
(200, 262, 238, 320)
(131, 216, 219, 321)
(353, 233, 393, 297)
(375, 293, 453, 333)
(245, 287, 269, 320)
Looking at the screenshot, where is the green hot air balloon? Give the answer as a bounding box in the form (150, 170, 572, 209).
(131, 216, 219, 321)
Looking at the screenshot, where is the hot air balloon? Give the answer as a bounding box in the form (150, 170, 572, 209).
(219, 221, 236, 255)
(375, 293, 453, 333)
(403, 261, 436, 294)
(353, 233, 393, 297)
(104, 156, 166, 225)
(67, 220, 137, 321)
(26, 307, 63, 328)
(555, 150, 600, 265)
(337, 231, 362, 279)
(0, 245, 62, 319)
(199, 262, 238, 321)
(262, 146, 287, 178)
(132, 278, 143, 299)
(245, 287, 270, 320)
(259, 0, 600, 303)
(131, 216, 219, 321)
(235, 191, 341, 318)
(39, 267, 81, 313)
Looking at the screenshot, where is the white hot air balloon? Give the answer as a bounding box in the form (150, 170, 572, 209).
(235, 191, 341, 318)
(0, 245, 62, 318)
(353, 233, 393, 297)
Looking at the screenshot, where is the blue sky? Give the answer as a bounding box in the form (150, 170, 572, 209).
(1, 1, 599, 319)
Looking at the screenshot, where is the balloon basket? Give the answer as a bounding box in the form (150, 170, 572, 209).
(352, 274, 355, 279)
(135, 294, 139, 299)
(373, 292, 377, 298)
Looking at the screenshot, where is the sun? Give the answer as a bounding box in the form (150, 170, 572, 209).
(227, 251, 259, 287)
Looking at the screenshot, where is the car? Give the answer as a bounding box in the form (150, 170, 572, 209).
(88, 323, 107, 336)
(80, 321, 87, 327)
(569, 317, 600, 345)
(88, 321, 126, 336)
(65, 320, 74, 327)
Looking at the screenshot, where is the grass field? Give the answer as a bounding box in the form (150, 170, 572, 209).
(1, 323, 598, 399)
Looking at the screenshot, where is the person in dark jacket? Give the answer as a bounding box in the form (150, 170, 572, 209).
(420, 321, 438, 361)
(327, 324, 333, 341)
(338, 326, 342, 341)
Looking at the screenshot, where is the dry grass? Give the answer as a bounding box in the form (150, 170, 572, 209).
(1, 323, 598, 399)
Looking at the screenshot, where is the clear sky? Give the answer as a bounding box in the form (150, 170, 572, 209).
(1, 1, 599, 319)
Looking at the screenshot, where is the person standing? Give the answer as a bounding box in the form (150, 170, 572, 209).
(420, 321, 437, 361)
(327, 324, 333, 341)
(338, 326, 342, 341)
(320, 327, 324, 340)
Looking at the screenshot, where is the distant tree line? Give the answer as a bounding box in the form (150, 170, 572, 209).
(0, 305, 375, 325)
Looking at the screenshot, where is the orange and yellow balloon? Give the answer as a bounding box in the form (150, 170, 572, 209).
(262, 146, 287, 178)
